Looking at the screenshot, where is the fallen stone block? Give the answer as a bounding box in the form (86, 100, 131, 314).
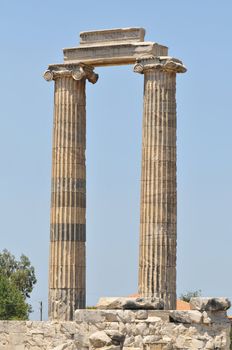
(169, 310, 202, 324)
(96, 297, 164, 310)
(190, 297, 231, 311)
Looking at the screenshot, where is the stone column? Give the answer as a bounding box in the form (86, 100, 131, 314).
(134, 56, 186, 309)
(44, 64, 98, 320)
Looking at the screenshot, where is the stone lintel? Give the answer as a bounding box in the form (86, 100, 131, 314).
(63, 42, 168, 67)
(79, 27, 146, 45)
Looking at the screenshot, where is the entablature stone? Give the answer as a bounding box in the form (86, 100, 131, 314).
(62, 27, 168, 67)
(43, 63, 98, 84)
(80, 27, 146, 46)
(63, 42, 168, 67)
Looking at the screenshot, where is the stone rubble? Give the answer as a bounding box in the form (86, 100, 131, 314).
(0, 298, 231, 349)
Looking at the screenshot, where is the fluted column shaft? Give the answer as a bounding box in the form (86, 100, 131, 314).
(134, 57, 186, 309)
(44, 64, 98, 320)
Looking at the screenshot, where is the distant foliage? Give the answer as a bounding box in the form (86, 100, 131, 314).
(0, 275, 29, 320)
(0, 249, 37, 320)
(180, 290, 202, 303)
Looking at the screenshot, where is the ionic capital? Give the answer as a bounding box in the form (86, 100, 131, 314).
(134, 56, 187, 74)
(43, 63, 98, 84)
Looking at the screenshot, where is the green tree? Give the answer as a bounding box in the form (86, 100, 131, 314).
(0, 249, 37, 298)
(0, 249, 37, 320)
(180, 289, 202, 303)
(0, 275, 29, 320)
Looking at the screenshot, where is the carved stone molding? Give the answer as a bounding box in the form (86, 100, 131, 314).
(134, 56, 187, 74)
(43, 63, 98, 84)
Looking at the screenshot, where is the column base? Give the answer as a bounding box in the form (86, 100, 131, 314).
(49, 288, 85, 321)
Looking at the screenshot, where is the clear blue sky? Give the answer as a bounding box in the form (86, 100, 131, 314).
(0, 0, 231, 320)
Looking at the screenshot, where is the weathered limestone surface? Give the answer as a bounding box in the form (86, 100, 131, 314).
(63, 28, 168, 67)
(134, 57, 186, 309)
(0, 307, 230, 349)
(44, 64, 98, 321)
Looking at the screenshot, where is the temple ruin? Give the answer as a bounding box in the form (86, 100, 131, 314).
(44, 27, 186, 321)
(0, 27, 230, 350)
